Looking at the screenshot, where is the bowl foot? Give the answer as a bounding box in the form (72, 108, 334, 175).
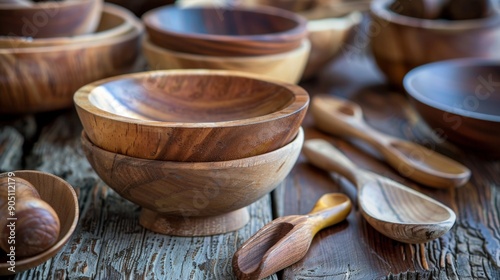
(139, 207, 250, 236)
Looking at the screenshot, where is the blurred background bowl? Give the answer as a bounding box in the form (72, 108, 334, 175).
(0, 3, 143, 114)
(404, 58, 500, 157)
(0, 0, 103, 38)
(105, 0, 174, 16)
(0, 3, 135, 48)
(0, 170, 78, 275)
(74, 69, 309, 162)
(370, 0, 500, 86)
(81, 128, 303, 236)
(142, 36, 311, 84)
(142, 4, 307, 57)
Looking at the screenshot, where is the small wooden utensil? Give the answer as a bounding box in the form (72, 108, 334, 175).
(232, 193, 351, 280)
(311, 95, 471, 188)
(303, 139, 456, 244)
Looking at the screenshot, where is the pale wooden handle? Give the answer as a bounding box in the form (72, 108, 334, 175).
(302, 139, 359, 186)
(308, 193, 352, 231)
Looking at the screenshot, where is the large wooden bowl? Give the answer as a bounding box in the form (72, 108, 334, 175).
(81, 128, 303, 236)
(0, 170, 79, 275)
(0, 3, 135, 48)
(74, 69, 309, 162)
(404, 58, 500, 157)
(0, 4, 143, 114)
(0, 0, 103, 38)
(370, 0, 500, 86)
(142, 5, 307, 57)
(142, 37, 310, 84)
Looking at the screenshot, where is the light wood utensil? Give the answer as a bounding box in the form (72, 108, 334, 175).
(233, 193, 351, 280)
(303, 139, 456, 244)
(311, 95, 471, 188)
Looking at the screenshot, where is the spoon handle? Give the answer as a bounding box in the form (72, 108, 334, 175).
(302, 139, 363, 187)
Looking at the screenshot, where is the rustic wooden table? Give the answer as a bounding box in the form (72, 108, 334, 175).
(1, 25, 499, 280)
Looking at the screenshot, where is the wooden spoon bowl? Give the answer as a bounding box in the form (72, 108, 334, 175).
(370, 0, 500, 86)
(81, 128, 304, 236)
(74, 69, 309, 162)
(404, 58, 500, 157)
(0, 0, 103, 38)
(0, 3, 135, 48)
(142, 4, 307, 57)
(142, 36, 311, 84)
(0, 171, 79, 275)
(0, 3, 143, 114)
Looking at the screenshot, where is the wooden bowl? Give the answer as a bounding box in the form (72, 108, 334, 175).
(404, 58, 500, 157)
(0, 3, 135, 49)
(0, 170, 79, 275)
(370, 0, 500, 86)
(0, 4, 143, 115)
(74, 69, 309, 162)
(81, 128, 303, 236)
(142, 5, 307, 57)
(301, 11, 362, 80)
(142, 37, 311, 84)
(0, 0, 103, 38)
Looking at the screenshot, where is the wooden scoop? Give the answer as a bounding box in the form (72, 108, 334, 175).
(311, 95, 471, 189)
(232, 193, 351, 280)
(303, 139, 456, 244)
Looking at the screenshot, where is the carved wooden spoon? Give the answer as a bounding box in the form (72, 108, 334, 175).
(303, 139, 456, 244)
(232, 193, 351, 280)
(311, 95, 471, 189)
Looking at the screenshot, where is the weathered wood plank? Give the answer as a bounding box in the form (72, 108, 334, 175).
(10, 109, 277, 279)
(0, 127, 23, 173)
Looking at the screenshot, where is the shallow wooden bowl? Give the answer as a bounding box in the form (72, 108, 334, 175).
(404, 58, 500, 157)
(0, 4, 143, 114)
(370, 0, 500, 86)
(142, 4, 307, 57)
(0, 0, 103, 38)
(74, 69, 309, 162)
(0, 4, 135, 49)
(301, 11, 362, 80)
(0, 170, 79, 275)
(81, 128, 303, 236)
(142, 37, 310, 84)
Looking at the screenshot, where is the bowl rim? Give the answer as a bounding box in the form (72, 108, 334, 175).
(403, 58, 500, 122)
(0, 170, 79, 274)
(142, 36, 311, 61)
(74, 69, 310, 128)
(0, 3, 135, 48)
(142, 4, 307, 43)
(0, 0, 95, 9)
(371, 0, 500, 30)
(81, 126, 304, 167)
(0, 4, 143, 54)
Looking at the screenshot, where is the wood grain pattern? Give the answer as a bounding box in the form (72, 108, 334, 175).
(81, 128, 303, 236)
(0, 0, 102, 38)
(0, 6, 143, 114)
(75, 70, 308, 162)
(0, 170, 78, 275)
(143, 5, 307, 57)
(370, 0, 500, 85)
(404, 59, 500, 157)
(0, 4, 136, 48)
(142, 37, 311, 84)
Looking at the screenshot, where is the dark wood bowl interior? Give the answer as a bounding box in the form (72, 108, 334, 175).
(142, 5, 307, 56)
(90, 74, 296, 123)
(404, 59, 500, 155)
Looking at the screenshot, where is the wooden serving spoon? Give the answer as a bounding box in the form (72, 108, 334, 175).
(232, 193, 351, 280)
(311, 95, 471, 189)
(303, 139, 456, 244)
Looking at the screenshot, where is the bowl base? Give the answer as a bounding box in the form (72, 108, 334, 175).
(139, 207, 250, 236)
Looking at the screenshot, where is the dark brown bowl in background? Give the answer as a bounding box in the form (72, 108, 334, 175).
(142, 4, 307, 57)
(404, 58, 500, 157)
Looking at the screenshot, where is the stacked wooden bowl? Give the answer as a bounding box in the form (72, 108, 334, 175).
(141, 4, 310, 84)
(75, 69, 309, 236)
(0, 1, 143, 114)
